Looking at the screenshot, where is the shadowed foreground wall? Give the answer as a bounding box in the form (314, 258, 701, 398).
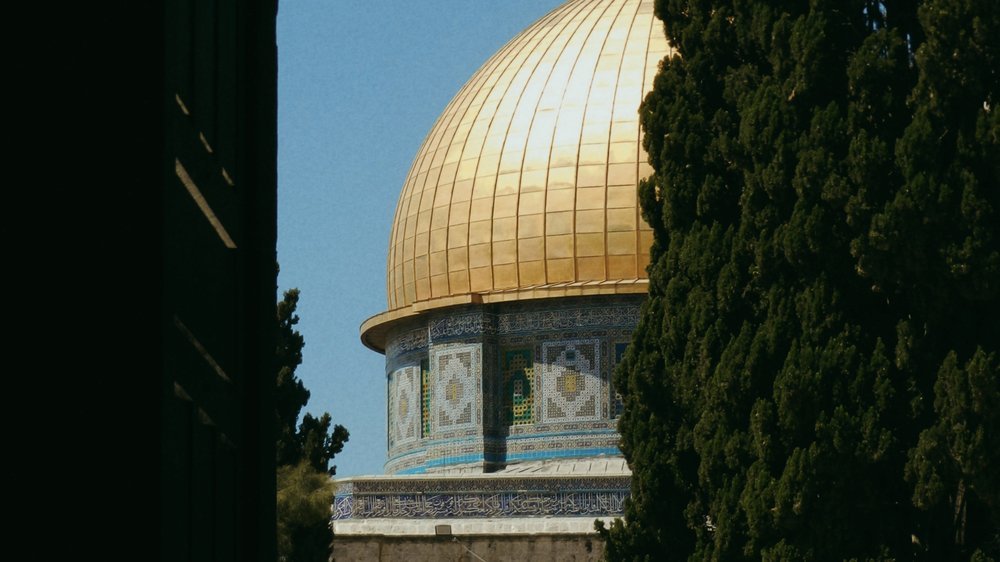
(332, 534, 604, 562)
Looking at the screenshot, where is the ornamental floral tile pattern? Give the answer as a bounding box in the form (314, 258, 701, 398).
(388, 366, 420, 447)
(431, 344, 480, 431)
(502, 349, 534, 426)
(541, 339, 601, 423)
(420, 359, 432, 437)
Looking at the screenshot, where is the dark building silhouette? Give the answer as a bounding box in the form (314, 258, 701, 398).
(159, 0, 279, 559)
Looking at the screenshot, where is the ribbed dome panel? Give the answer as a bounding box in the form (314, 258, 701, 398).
(385, 0, 672, 312)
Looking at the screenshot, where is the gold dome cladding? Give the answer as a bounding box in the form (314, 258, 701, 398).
(386, 0, 672, 312)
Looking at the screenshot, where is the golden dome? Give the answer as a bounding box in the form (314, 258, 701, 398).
(363, 0, 672, 350)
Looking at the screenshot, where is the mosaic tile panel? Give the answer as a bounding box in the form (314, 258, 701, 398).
(502, 349, 534, 426)
(385, 325, 428, 360)
(388, 366, 420, 448)
(541, 340, 602, 423)
(431, 344, 481, 431)
(429, 310, 497, 341)
(421, 358, 432, 437)
(612, 342, 629, 418)
(335, 490, 628, 519)
(497, 303, 641, 335)
(332, 475, 631, 520)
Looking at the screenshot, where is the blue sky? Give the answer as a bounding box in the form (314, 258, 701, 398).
(277, 1, 565, 477)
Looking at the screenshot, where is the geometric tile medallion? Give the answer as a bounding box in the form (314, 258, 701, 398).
(540, 339, 601, 423)
(389, 365, 420, 446)
(432, 344, 479, 431)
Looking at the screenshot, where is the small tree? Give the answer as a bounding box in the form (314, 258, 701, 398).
(276, 287, 350, 562)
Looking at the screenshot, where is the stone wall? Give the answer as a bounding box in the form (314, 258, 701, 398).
(331, 534, 604, 562)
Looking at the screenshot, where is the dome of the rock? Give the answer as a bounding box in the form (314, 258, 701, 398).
(362, 0, 673, 352)
(356, 0, 672, 478)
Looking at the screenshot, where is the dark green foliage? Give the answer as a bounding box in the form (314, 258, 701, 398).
(275, 288, 350, 561)
(600, 0, 998, 560)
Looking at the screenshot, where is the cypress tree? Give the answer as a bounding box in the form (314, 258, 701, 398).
(600, 1, 998, 559)
(275, 287, 350, 561)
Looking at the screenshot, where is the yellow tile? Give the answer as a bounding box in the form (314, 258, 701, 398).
(611, 120, 639, 142)
(520, 169, 547, 191)
(499, 152, 523, 175)
(581, 120, 611, 142)
(402, 238, 414, 261)
(554, 123, 582, 145)
(608, 162, 637, 186)
(550, 146, 578, 169)
(546, 258, 574, 283)
(577, 164, 606, 187)
(415, 277, 430, 301)
(546, 211, 573, 235)
(430, 228, 447, 252)
(448, 201, 470, 226)
(430, 206, 449, 230)
(637, 253, 651, 273)
(492, 239, 517, 264)
(414, 172, 427, 193)
(522, 147, 551, 172)
(469, 266, 493, 292)
(404, 282, 416, 305)
(518, 191, 544, 215)
(414, 232, 429, 255)
(608, 231, 636, 255)
(546, 189, 574, 212)
(493, 263, 518, 289)
(546, 234, 574, 259)
(496, 171, 520, 195)
(576, 256, 605, 281)
(452, 179, 473, 202)
(638, 161, 654, 179)
(469, 243, 492, 268)
(607, 185, 636, 208)
(419, 189, 435, 211)
(577, 232, 605, 257)
(608, 254, 637, 279)
(548, 166, 577, 189)
(404, 217, 417, 239)
(519, 260, 546, 286)
(457, 158, 478, 180)
(477, 152, 500, 175)
(448, 224, 468, 248)
(579, 143, 608, 165)
(576, 187, 605, 210)
(607, 208, 636, 231)
(518, 213, 544, 238)
(430, 251, 448, 277)
(518, 236, 545, 261)
(576, 209, 605, 233)
(413, 256, 430, 279)
(470, 198, 493, 222)
(469, 220, 492, 245)
(417, 209, 432, 231)
(449, 270, 470, 293)
(439, 162, 458, 184)
(472, 175, 496, 199)
(492, 217, 517, 241)
(448, 247, 468, 271)
(493, 194, 518, 218)
(431, 274, 450, 298)
(434, 186, 453, 207)
(639, 230, 654, 251)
